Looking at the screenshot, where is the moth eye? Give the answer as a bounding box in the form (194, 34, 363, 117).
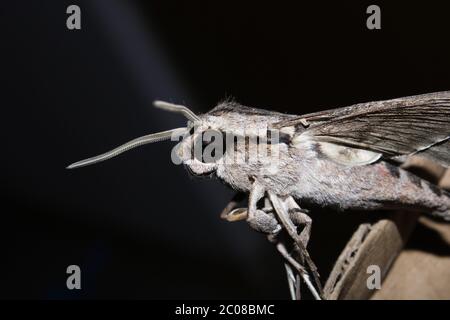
(193, 129, 226, 163)
(203, 129, 224, 160)
(188, 126, 195, 136)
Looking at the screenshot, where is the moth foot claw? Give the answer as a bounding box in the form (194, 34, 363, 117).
(222, 208, 248, 222)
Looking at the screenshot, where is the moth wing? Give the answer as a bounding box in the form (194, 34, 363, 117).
(311, 141, 382, 166)
(276, 92, 450, 167)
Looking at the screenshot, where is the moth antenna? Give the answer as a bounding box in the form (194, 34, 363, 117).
(66, 127, 186, 169)
(153, 100, 201, 122)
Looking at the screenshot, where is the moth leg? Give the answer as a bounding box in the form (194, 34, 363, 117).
(246, 182, 281, 234)
(295, 273, 301, 300)
(262, 197, 273, 213)
(284, 197, 322, 295)
(285, 197, 312, 251)
(220, 192, 248, 222)
(247, 196, 303, 299)
(268, 192, 323, 298)
(223, 208, 248, 222)
(276, 241, 321, 300)
(247, 209, 281, 234)
(284, 263, 297, 300)
(284, 197, 321, 289)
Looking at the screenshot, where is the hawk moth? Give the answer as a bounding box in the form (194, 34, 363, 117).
(68, 91, 450, 299)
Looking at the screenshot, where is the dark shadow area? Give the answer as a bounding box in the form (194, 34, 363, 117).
(405, 221, 450, 257)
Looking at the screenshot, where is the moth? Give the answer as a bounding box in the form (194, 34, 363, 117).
(68, 91, 450, 300)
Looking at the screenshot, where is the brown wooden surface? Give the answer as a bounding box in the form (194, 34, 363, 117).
(372, 216, 450, 299)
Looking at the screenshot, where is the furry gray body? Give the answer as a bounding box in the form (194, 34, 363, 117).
(201, 97, 450, 219)
(218, 145, 450, 217)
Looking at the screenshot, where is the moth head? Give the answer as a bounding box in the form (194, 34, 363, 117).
(66, 100, 276, 178)
(175, 118, 228, 177)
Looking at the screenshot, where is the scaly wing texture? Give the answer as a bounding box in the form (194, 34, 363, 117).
(284, 92, 450, 167)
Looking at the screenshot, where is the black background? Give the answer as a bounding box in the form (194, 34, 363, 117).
(1, 1, 450, 299)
